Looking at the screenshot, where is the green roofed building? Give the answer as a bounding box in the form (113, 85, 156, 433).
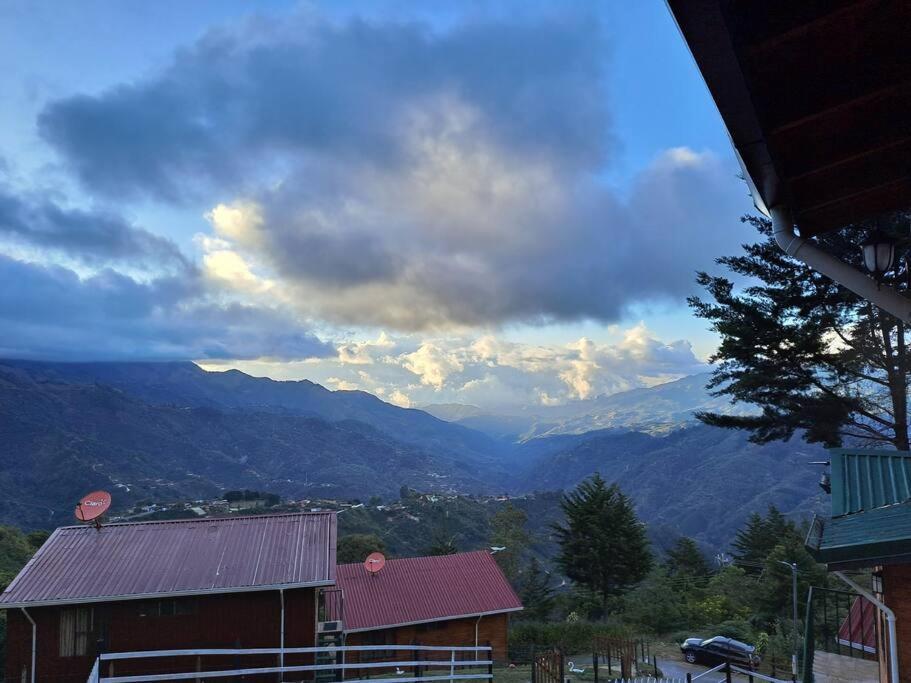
(807, 449, 911, 681)
(808, 450, 911, 569)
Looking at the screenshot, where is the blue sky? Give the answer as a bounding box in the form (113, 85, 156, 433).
(0, 0, 756, 411)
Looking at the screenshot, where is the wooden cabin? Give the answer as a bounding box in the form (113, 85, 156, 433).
(336, 551, 523, 663)
(0, 512, 337, 683)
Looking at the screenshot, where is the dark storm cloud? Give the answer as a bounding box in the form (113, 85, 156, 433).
(0, 254, 333, 361)
(0, 186, 188, 270)
(36, 10, 753, 329)
(39, 13, 607, 201)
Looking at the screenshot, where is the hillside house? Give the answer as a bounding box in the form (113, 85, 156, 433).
(807, 450, 911, 682)
(335, 551, 523, 663)
(0, 512, 337, 683)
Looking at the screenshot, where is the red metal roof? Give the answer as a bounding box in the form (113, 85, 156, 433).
(0, 512, 336, 608)
(838, 596, 877, 654)
(335, 550, 522, 632)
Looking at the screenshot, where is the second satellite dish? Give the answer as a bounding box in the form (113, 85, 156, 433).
(365, 551, 386, 575)
(75, 490, 112, 527)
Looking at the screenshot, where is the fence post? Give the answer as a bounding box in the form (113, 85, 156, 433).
(607, 644, 613, 676)
(686, 674, 692, 683)
(725, 660, 732, 683)
(559, 649, 566, 683)
(531, 646, 537, 683)
(486, 640, 493, 681)
(414, 642, 422, 682)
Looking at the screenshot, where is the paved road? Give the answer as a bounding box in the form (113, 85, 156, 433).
(657, 657, 753, 682)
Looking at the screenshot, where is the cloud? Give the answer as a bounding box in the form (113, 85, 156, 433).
(219, 324, 708, 412)
(0, 184, 188, 272)
(0, 253, 333, 361)
(36, 9, 752, 331)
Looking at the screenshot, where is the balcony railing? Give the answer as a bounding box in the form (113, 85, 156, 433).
(86, 644, 494, 683)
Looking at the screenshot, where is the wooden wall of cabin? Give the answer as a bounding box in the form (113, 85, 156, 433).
(344, 613, 511, 665)
(4, 587, 316, 683)
(882, 564, 911, 683)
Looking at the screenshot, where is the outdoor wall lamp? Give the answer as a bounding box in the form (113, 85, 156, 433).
(861, 229, 896, 280)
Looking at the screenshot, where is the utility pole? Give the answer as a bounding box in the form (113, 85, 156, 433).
(778, 561, 799, 681)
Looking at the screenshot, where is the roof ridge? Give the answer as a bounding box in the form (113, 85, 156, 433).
(57, 510, 335, 531)
(337, 549, 489, 569)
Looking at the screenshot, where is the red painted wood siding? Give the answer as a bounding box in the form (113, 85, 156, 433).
(5, 588, 316, 683)
(345, 613, 511, 664)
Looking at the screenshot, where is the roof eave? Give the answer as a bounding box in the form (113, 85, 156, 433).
(0, 579, 336, 610)
(344, 606, 524, 634)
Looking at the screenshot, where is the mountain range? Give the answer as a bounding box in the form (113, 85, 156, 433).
(0, 360, 825, 550)
(423, 373, 753, 441)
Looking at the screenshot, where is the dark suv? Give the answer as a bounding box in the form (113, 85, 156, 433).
(680, 636, 760, 668)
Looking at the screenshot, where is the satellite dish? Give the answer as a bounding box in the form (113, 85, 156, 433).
(365, 552, 386, 575)
(75, 491, 111, 527)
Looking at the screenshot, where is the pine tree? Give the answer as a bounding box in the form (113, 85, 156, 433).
(666, 537, 710, 578)
(689, 212, 911, 449)
(519, 558, 554, 621)
(731, 506, 798, 565)
(552, 474, 652, 613)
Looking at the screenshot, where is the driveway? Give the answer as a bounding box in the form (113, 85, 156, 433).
(657, 657, 753, 682)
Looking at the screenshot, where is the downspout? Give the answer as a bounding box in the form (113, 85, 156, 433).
(20, 608, 35, 683)
(474, 614, 483, 649)
(834, 571, 899, 683)
(279, 589, 285, 673)
(770, 205, 911, 323)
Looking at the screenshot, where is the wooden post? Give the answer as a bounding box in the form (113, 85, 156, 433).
(592, 652, 598, 683)
(607, 645, 612, 676)
(559, 649, 566, 683)
(724, 660, 732, 683)
(686, 674, 692, 683)
(652, 654, 657, 674)
(531, 647, 537, 683)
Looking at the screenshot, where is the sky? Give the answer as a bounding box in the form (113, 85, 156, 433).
(0, 0, 758, 412)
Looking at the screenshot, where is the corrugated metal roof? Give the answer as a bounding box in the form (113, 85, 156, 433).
(336, 550, 522, 632)
(810, 501, 911, 568)
(830, 449, 911, 517)
(0, 512, 336, 608)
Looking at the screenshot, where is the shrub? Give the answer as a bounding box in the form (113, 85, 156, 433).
(508, 621, 630, 662)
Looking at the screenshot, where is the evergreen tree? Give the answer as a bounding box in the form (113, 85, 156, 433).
(552, 474, 652, 612)
(689, 213, 911, 449)
(489, 503, 531, 583)
(666, 537, 710, 578)
(731, 506, 798, 564)
(519, 558, 554, 621)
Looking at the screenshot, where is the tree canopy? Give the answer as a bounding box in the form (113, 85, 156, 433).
(689, 213, 911, 449)
(336, 533, 386, 564)
(552, 474, 652, 611)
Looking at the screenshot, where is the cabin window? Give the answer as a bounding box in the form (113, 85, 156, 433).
(138, 598, 197, 617)
(59, 607, 93, 657)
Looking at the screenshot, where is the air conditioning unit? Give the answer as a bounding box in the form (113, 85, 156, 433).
(319, 620, 343, 634)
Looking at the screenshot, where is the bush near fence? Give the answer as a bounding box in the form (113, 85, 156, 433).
(509, 622, 631, 662)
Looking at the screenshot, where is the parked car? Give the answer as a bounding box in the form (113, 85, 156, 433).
(680, 636, 760, 668)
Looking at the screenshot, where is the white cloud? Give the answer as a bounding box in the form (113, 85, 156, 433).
(400, 342, 465, 390)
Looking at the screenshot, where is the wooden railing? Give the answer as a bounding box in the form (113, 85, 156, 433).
(88, 644, 493, 683)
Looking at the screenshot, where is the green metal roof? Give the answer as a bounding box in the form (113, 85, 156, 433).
(808, 501, 911, 569)
(830, 449, 911, 516)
